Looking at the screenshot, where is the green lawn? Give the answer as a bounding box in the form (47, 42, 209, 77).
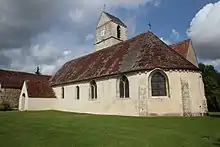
(0, 111, 220, 147)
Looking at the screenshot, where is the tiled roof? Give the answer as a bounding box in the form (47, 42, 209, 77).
(50, 31, 198, 86)
(0, 69, 51, 89)
(26, 79, 56, 98)
(169, 39, 191, 58)
(104, 12, 127, 28)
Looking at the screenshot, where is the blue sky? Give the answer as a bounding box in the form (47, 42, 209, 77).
(114, 0, 218, 43)
(0, 0, 220, 74)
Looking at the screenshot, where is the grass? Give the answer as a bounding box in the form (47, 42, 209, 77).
(0, 111, 220, 147)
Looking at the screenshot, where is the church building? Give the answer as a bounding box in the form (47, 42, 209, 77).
(17, 11, 208, 116)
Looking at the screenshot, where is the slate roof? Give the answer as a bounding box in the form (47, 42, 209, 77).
(169, 39, 191, 58)
(104, 12, 127, 28)
(50, 31, 199, 87)
(0, 69, 51, 89)
(26, 79, 56, 98)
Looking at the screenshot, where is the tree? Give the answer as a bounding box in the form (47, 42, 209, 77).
(199, 63, 220, 112)
(35, 66, 41, 75)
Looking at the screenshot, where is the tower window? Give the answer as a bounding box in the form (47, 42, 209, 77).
(117, 25, 121, 39)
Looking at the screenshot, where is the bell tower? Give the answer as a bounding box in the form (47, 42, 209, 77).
(94, 11, 127, 51)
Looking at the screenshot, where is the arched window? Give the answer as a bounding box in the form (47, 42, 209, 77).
(119, 76, 129, 98)
(151, 72, 168, 96)
(76, 86, 80, 100)
(117, 25, 121, 39)
(22, 93, 25, 97)
(61, 87, 64, 99)
(90, 80, 97, 99)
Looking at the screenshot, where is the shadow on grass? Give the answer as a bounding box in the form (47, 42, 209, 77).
(209, 112, 220, 118)
(202, 136, 220, 147)
(213, 138, 220, 147)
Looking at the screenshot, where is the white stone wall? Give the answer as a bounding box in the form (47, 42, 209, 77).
(53, 76, 140, 116)
(18, 82, 28, 111)
(18, 81, 56, 111)
(26, 98, 56, 111)
(52, 70, 207, 116)
(186, 42, 199, 67)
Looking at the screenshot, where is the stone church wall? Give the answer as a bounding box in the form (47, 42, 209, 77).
(52, 70, 207, 116)
(0, 88, 21, 108)
(53, 74, 141, 116)
(186, 42, 199, 67)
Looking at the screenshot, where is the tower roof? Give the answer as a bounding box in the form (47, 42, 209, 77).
(104, 12, 127, 28)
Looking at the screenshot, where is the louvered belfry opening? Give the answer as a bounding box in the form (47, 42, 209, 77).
(117, 25, 121, 39)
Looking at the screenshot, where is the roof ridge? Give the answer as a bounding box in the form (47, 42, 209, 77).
(0, 68, 51, 77)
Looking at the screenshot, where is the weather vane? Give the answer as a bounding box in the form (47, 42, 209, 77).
(103, 4, 106, 11)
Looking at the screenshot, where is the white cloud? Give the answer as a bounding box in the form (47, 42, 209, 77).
(203, 59, 220, 69)
(151, 0, 161, 7)
(159, 29, 180, 45)
(188, 1, 220, 60)
(0, 0, 159, 74)
(170, 29, 179, 41)
(85, 34, 94, 41)
(69, 9, 84, 23)
(63, 50, 71, 56)
(125, 15, 137, 37)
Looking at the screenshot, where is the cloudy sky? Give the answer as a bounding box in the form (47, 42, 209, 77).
(0, 0, 219, 75)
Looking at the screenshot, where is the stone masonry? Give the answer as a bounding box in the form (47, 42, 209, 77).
(0, 88, 21, 108)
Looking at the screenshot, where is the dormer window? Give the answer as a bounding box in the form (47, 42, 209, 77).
(117, 25, 121, 39)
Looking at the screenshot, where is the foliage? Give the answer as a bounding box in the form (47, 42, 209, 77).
(0, 102, 12, 111)
(199, 63, 220, 112)
(0, 104, 4, 110)
(35, 66, 41, 75)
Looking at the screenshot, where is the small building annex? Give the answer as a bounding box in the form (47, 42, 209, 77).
(0, 70, 54, 108)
